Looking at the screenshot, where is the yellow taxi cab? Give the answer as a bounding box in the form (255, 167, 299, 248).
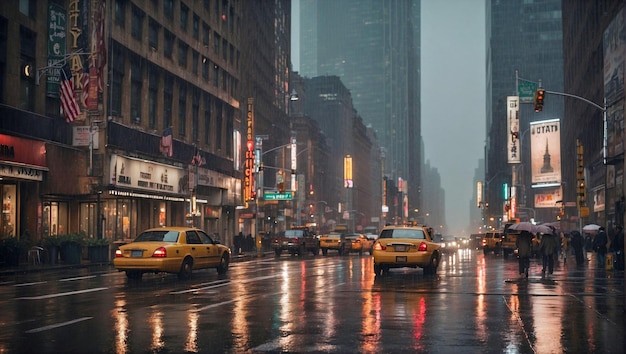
(345, 233, 374, 255)
(372, 225, 441, 276)
(113, 226, 231, 280)
(319, 232, 348, 255)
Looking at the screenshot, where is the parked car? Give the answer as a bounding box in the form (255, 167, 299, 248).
(271, 227, 319, 257)
(372, 225, 441, 276)
(319, 232, 348, 255)
(113, 227, 231, 280)
(344, 233, 374, 255)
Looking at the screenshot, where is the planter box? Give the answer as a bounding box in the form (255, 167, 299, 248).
(47, 246, 59, 264)
(61, 242, 82, 264)
(88, 245, 109, 263)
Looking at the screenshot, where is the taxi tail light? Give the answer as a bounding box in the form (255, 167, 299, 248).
(115, 249, 123, 258)
(373, 242, 386, 251)
(152, 247, 167, 258)
(418, 242, 428, 251)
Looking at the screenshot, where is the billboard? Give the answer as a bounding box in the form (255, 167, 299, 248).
(507, 96, 521, 163)
(530, 119, 561, 188)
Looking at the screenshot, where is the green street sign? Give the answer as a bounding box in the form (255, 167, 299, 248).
(263, 191, 293, 200)
(518, 81, 538, 104)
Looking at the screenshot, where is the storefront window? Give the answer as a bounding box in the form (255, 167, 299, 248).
(79, 202, 97, 238)
(44, 201, 68, 236)
(1, 185, 16, 238)
(100, 198, 138, 242)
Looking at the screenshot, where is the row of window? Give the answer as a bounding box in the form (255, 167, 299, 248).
(119, 0, 239, 71)
(110, 43, 234, 155)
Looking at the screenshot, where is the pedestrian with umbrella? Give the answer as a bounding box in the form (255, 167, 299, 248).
(592, 226, 608, 268)
(540, 227, 559, 277)
(516, 229, 533, 278)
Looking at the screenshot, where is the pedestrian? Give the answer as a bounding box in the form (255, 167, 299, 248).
(235, 232, 243, 254)
(516, 230, 533, 278)
(570, 230, 585, 266)
(560, 231, 570, 264)
(611, 225, 624, 271)
(540, 229, 559, 276)
(592, 227, 608, 268)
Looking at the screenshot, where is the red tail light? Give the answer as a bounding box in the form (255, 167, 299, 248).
(373, 242, 386, 251)
(152, 247, 167, 258)
(115, 249, 123, 258)
(418, 242, 428, 251)
(293, 237, 300, 243)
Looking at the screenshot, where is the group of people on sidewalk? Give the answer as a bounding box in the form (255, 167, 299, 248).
(516, 224, 625, 278)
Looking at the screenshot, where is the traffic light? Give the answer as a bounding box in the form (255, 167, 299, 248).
(534, 88, 545, 112)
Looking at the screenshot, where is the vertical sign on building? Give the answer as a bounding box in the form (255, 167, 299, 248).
(47, 3, 66, 95)
(477, 181, 483, 207)
(344, 155, 353, 188)
(507, 96, 520, 164)
(244, 98, 255, 203)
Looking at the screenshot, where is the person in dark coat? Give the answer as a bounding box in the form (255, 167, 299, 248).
(516, 230, 533, 278)
(611, 226, 624, 271)
(593, 227, 608, 268)
(540, 230, 559, 276)
(570, 230, 585, 266)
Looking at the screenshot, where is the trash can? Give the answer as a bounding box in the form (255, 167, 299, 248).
(605, 253, 614, 270)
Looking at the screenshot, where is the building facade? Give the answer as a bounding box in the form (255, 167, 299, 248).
(298, 0, 422, 225)
(0, 0, 291, 256)
(484, 0, 564, 230)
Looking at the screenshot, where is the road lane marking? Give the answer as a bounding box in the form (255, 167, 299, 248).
(14, 281, 47, 287)
(16, 287, 108, 300)
(60, 275, 97, 282)
(25, 317, 93, 333)
(170, 282, 230, 294)
(193, 291, 282, 312)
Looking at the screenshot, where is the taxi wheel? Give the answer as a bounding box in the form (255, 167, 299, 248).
(178, 257, 193, 280)
(126, 271, 142, 280)
(423, 253, 439, 275)
(374, 264, 388, 276)
(217, 254, 229, 274)
(322, 248, 328, 256)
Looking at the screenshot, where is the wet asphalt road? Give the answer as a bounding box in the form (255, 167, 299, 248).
(0, 248, 624, 353)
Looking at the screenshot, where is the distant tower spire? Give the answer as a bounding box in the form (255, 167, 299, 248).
(541, 139, 554, 173)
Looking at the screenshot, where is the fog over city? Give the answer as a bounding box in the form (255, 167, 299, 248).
(293, 0, 486, 236)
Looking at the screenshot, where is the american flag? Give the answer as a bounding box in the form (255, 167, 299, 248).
(81, 65, 89, 108)
(191, 148, 206, 166)
(59, 64, 81, 123)
(160, 127, 173, 157)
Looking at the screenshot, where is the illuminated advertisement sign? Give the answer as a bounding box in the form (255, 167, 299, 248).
(244, 98, 255, 202)
(530, 119, 561, 188)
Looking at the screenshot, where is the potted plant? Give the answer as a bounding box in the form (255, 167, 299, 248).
(59, 232, 85, 265)
(86, 237, 110, 263)
(41, 236, 62, 265)
(0, 237, 28, 267)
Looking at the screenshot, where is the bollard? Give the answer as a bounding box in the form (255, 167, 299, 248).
(605, 253, 614, 270)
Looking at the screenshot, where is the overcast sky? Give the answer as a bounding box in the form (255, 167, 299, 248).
(421, 0, 486, 236)
(291, 0, 486, 236)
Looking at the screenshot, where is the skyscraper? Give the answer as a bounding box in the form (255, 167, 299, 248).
(485, 0, 564, 226)
(298, 0, 422, 217)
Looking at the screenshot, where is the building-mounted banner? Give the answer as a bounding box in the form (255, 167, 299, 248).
(507, 96, 520, 163)
(109, 154, 186, 195)
(531, 119, 561, 188)
(534, 186, 562, 208)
